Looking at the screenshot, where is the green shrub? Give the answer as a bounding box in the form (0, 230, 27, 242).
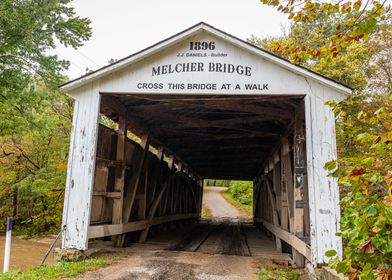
(258, 265, 300, 280)
(228, 181, 253, 205)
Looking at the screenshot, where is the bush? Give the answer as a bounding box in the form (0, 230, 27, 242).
(228, 181, 253, 205)
(326, 94, 392, 279)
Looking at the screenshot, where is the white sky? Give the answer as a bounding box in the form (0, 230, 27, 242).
(56, 0, 290, 80)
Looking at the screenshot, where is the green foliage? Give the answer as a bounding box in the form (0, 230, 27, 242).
(326, 94, 392, 279)
(252, 3, 392, 278)
(259, 0, 391, 63)
(249, 17, 380, 91)
(0, 0, 91, 235)
(222, 191, 253, 217)
(228, 181, 253, 206)
(0, 258, 114, 280)
(0, 88, 72, 235)
(0, 0, 91, 135)
(258, 265, 301, 280)
(204, 179, 231, 187)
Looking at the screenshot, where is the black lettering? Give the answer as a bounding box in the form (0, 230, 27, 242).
(208, 62, 215, 72)
(183, 63, 190, 72)
(152, 66, 161, 76)
(191, 63, 197, 72)
(175, 63, 182, 72)
(161, 65, 168, 75)
(187, 83, 217, 90)
(245, 67, 252, 76)
(236, 65, 244, 75)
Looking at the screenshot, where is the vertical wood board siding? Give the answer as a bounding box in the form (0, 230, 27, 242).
(62, 83, 101, 250)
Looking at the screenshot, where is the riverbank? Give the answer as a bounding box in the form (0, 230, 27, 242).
(0, 235, 60, 271)
(0, 257, 115, 280)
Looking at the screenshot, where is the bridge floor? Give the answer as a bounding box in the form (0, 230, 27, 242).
(149, 220, 290, 261)
(82, 220, 290, 280)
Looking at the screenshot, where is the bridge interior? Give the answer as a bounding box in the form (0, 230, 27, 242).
(89, 93, 310, 266)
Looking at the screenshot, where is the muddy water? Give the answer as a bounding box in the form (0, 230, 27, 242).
(0, 236, 58, 271)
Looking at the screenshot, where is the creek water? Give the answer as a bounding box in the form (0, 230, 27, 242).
(0, 236, 58, 271)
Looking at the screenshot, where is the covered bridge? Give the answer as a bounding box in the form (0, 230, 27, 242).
(60, 22, 351, 267)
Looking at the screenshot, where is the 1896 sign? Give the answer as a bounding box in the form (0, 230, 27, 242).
(189, 41, 215, 51)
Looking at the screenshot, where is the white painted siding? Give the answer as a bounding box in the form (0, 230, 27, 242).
(305, 81, 342, 264)
(62, 83, 101, 250)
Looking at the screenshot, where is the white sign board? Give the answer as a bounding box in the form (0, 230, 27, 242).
(99, 33, 308, 95)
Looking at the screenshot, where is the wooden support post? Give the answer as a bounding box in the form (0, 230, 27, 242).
(272, 154, 283, 252)
(281, 137, 294, 228)
(303, 175, 310, 236)
(282, 135, 305, 267)
(304, 92, 343, 264)
(177, 161, 183, 172)
(293, 109, 306, 267)
(264, 177, 282, 251)
(118, 134, 149, 247)
(280, 145, 289, 231)
(253, 181, 257, 219)
(91, 158, 110, 223)
(112, 112, 127, 246)
(258, 182, 263, 222)
(273, 153, 282, 227)
(294, 110, 305, 235)
(138, 150, 149, 220)
(139, 172, 189, 242)
(199, 178, 203, 218)
(62, 87, 101, 250)
(149, 147, 164, 208)
(168, 155, 174, 170)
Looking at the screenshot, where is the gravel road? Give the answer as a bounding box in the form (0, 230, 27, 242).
(202, 187, 247, 219)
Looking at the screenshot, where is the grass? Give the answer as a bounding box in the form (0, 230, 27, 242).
(0, 257, 116, 280)
(201, 204, 212, 219)
(258, 264, 301, 280)
(222, 191, 253, 217)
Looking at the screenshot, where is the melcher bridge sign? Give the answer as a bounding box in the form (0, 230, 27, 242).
(72, 24, 328, 96)
(136, 40, 268, 92)
(59, 22, 352, 268)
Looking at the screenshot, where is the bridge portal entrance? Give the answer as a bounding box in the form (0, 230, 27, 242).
(60, 22, 351, 267)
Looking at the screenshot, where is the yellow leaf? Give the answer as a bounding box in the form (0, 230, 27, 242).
(353, 0, 362, 10)
(374, 159, 383, 168)
(57, 162, 67, 171)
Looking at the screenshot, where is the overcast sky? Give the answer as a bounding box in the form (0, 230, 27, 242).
(56, 0, 290, 80)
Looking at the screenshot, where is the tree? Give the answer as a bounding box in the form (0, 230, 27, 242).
(325, 94, 392, 280)
(249, 18, 378, 91)
(0, 0, 91, 135)
(253, 2, 392, 277)
(0, 87, 73, 234)
(0, 0, 91, 235)
(259, 0, 391, 63)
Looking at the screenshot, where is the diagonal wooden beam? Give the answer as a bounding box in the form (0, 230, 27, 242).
(118, 134, 149, 246)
